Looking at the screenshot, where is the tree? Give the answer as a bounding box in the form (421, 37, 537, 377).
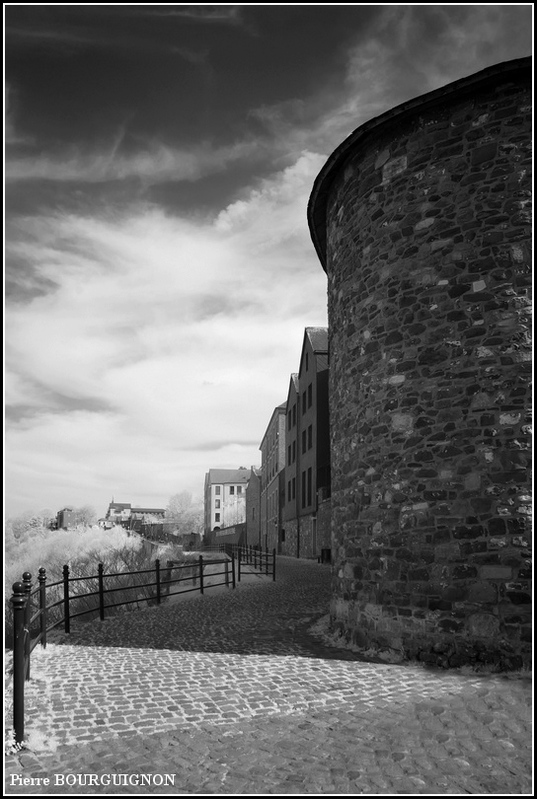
(166, 492, 203, 536)
(72, 505, 97, 527)
(222, 495, 246, 527)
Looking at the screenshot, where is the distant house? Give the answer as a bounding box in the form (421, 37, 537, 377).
(104, 502, 132, 527)
(130, 507, 166, 520)
(56, 507, 75, 530)
(104, 501, 166, 528)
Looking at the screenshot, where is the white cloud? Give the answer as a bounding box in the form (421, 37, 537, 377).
(5, 4, 531, 516)
(5, 137, 265, 184)
(5, 153, 328, 515)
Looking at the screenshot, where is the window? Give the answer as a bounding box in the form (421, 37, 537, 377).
(215, 500, 221, 509)
(288, 445, 291, 466)
(302, 391, 307, 413)
(215, 486, 221, 495)
(215, 513, 220, 522)
(308, 383, 312, 408)
(302, 429, 307, 454)
(288, 411, 292, 431)
(308, 425, 313, 450)
(288, 481, 291, 502)
(237, 486, 242, 494)
(307, 467, 312, 507)
(301, 471, 306, 508)
(292, 405, 296, 426)
(292, 441, 296, 463)
(292, 477, 296, 499)
(229, 486, 235, 495)
(280, 528, 286, 543)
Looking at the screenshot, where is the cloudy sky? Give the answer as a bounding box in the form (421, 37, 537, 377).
(4, 4, 532, 518)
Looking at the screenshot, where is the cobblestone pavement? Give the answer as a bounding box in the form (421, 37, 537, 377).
(5, 557, 533, 795)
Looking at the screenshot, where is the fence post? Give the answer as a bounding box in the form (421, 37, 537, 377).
(231, 552, 236, 589)
(11, 582, 27, 745)
(265, 547, 269, 575)
(63, 564, 70, 634)
(22, 573, 32, 680)
(199, 556, 204, 594)
(38, 568, 47, 649)
(273, 549, 276, 581)
(165, 560, 174, 597)
(225, 558, 229, 587)
(155, 559, 161, 605)
(238, 548, 241, 582)
(97, 563, 105, 621)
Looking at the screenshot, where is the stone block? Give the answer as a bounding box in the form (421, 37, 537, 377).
(480, 565, 513, 579)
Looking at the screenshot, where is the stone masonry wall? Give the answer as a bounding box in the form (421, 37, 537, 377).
(317, 498, 332, 554)
(324, 67, 531, 667)
(282, 516, 318, 560)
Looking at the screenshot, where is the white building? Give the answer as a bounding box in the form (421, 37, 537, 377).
(203, 468, 251, 534)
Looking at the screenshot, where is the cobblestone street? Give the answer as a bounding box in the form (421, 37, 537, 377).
(5, 557, 533, 795)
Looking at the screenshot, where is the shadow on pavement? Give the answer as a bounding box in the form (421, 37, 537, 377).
(44, 558, 381, 664)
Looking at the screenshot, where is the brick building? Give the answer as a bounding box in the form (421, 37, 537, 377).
(246, 466, 262, 547)
(281, 328, 331, 559)
(259, 404, 286, 552)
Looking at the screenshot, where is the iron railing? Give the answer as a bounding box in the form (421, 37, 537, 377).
(9, 546, 276, 745)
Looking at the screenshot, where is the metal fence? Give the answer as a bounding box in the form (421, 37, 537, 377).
(9, 546, 276, 746)
(8, 554, 232, 745)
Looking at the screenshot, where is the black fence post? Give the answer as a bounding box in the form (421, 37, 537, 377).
(63, 564, 70, 634)
(199, 556, 204, 594)
(273, 549, 276, 581)
(22, 573, 32, 680)
(225, 558, 229, 587)
(231, 552, 236, 589)
(155, 559, 161, 605)
(238, 548, 241, 582)
(98, 563, 105, 621)
(11, 582, 27, 745)
(38, 568, 47, 649)
(265, 547, 269, 575)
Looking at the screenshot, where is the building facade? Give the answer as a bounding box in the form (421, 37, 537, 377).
(259, 404, 287, 552)
(308, 57, 532, 668)
(56, 507, 75, 530)
(281, 328, 331, 559)
(246, 466, 262, 547)
(204, 468, 251, 535)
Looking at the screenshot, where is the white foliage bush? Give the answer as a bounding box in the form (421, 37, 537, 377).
(5, 524, 146, 643)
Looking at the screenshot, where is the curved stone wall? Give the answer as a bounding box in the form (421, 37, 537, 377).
(309, 59, 532, 668)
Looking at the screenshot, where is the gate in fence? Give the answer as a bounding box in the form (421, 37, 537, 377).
(9, 546, 276, 745)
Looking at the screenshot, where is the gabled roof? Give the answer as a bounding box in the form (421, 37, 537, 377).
(109, 502, 131, 510)
(260, 402, 287, 448)
(131, 507, 166, 514)
(206, 468, 251, 484)
(305, 327, 328, 353)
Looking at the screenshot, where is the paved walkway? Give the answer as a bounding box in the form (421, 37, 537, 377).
(5, 557, 533, 794)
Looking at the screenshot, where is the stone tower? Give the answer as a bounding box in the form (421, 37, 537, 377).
(308, 58, 531, 668)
